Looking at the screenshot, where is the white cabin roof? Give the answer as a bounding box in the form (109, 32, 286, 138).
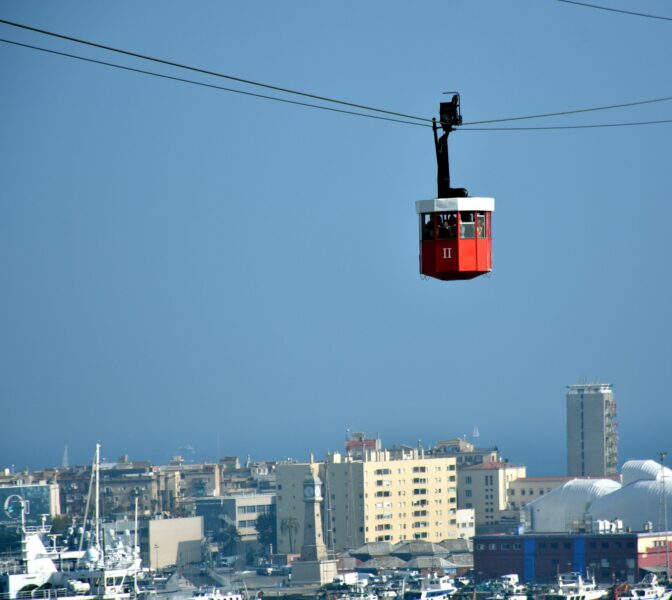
(415, 197, 495, 214)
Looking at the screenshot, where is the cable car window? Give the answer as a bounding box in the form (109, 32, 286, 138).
(437, 212, 457, 240)
(460, 212, 475, 239)
(422, 214, 435, 240)
(477, 212, 487, 238)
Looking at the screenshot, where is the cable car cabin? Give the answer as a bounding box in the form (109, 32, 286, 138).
(416, 197, 495, 281)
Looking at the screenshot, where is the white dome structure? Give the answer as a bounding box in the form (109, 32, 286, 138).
(621, 459, 672, 486)
(527, 478, 621, 532)
(589, 460, 672, 531)
(526, 460, 672, 533)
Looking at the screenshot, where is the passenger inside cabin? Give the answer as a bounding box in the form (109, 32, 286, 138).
(460, 212, 475, 239)
(438, 213, 457, 239)
(477, 212, 486, 238)
(423, 214, 435, 240)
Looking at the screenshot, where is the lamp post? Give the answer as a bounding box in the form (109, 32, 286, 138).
(154, 544, 159, 572)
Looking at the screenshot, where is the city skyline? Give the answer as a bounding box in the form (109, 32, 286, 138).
(2, 3, 670, 476)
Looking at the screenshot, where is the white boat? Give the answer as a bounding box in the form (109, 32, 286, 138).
(191, 588, 244, 600)
(0, 445, 143, 600)
(543, 572, 607, 600)
(618, 574, 672, 600)
(403, 575, 457, 600)
(484, 574, 528, 600)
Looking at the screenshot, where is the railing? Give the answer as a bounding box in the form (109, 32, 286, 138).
(0, 589, 91, 600)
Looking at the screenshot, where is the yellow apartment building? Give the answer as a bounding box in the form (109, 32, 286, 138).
(276, 449, 474, 554)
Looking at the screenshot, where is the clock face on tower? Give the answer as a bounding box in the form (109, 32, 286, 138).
(304, 484, 315, 500)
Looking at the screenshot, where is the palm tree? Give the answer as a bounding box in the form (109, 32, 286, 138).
(280, 517, 300, 554)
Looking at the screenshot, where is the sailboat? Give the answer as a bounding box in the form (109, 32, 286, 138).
(0, 444, 143, 600)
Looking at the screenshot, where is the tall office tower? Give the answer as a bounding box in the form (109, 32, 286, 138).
(566, 383, 618, 477)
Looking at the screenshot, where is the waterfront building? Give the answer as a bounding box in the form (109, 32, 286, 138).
(507, 476, 580, 512)
(566, 383, 618, 477)
(193, 492, 275, 542)
(109, 515, 203, 569)
(275, 448, 471, 554)
(457, 461, 526, 531)
(474, 530, 671, 583)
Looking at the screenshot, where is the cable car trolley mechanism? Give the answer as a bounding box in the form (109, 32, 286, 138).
(416, 95, 495, 281)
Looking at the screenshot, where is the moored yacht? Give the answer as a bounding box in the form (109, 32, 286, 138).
(618, 574, 672, 600)
(543, 572, 607, 600)
(0, 445, 142, 600)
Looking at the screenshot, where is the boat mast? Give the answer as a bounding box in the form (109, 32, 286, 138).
(95, 442, 101, 553)
(659, 451, 669, 580)
(134, 497, 139, 593)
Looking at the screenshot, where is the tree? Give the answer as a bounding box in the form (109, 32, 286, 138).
(280, 517, 300, 554)
(255, 512, 277, 552)
(218, 524, 240, 555)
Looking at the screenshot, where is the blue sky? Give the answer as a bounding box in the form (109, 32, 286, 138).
(1, 1, 670, 475)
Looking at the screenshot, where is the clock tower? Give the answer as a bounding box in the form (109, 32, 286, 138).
(300, 473, 327, 561)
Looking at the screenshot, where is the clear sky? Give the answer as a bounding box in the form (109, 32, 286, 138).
(1, 1, 670, 475)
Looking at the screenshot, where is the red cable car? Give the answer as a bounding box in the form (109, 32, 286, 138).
(416, 95, 495, 281)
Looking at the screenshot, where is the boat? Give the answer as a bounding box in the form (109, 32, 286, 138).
(543, 572, 607, 600)
(0, 445, 143, 600)
(482, 574, 528, 600)
(618, 574, 672, 600)
(403, 575, 457, 600)
(191, 587, 244, 600)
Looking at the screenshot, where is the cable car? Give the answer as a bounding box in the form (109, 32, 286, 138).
(416, 95, 495, 281)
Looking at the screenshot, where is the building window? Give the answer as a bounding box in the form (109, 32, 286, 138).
(465, 490, 472, 497)
(413, 466, 427, 473)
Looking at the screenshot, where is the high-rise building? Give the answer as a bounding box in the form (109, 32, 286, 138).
(566, 383, 618, 477)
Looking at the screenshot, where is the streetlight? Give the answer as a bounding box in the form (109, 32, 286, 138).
(154, 544, 159, 572)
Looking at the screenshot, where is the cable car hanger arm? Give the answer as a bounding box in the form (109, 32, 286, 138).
(433, 94, 468, 198)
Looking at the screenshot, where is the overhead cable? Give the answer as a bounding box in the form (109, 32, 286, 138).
(556, 0, 672, 22)
(462, 120, 672, 131)
(0, 38, 430, 128)
(2, 30, 671, 133)
(463, 96, 672, 126)
(0, 18, 433, 124)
